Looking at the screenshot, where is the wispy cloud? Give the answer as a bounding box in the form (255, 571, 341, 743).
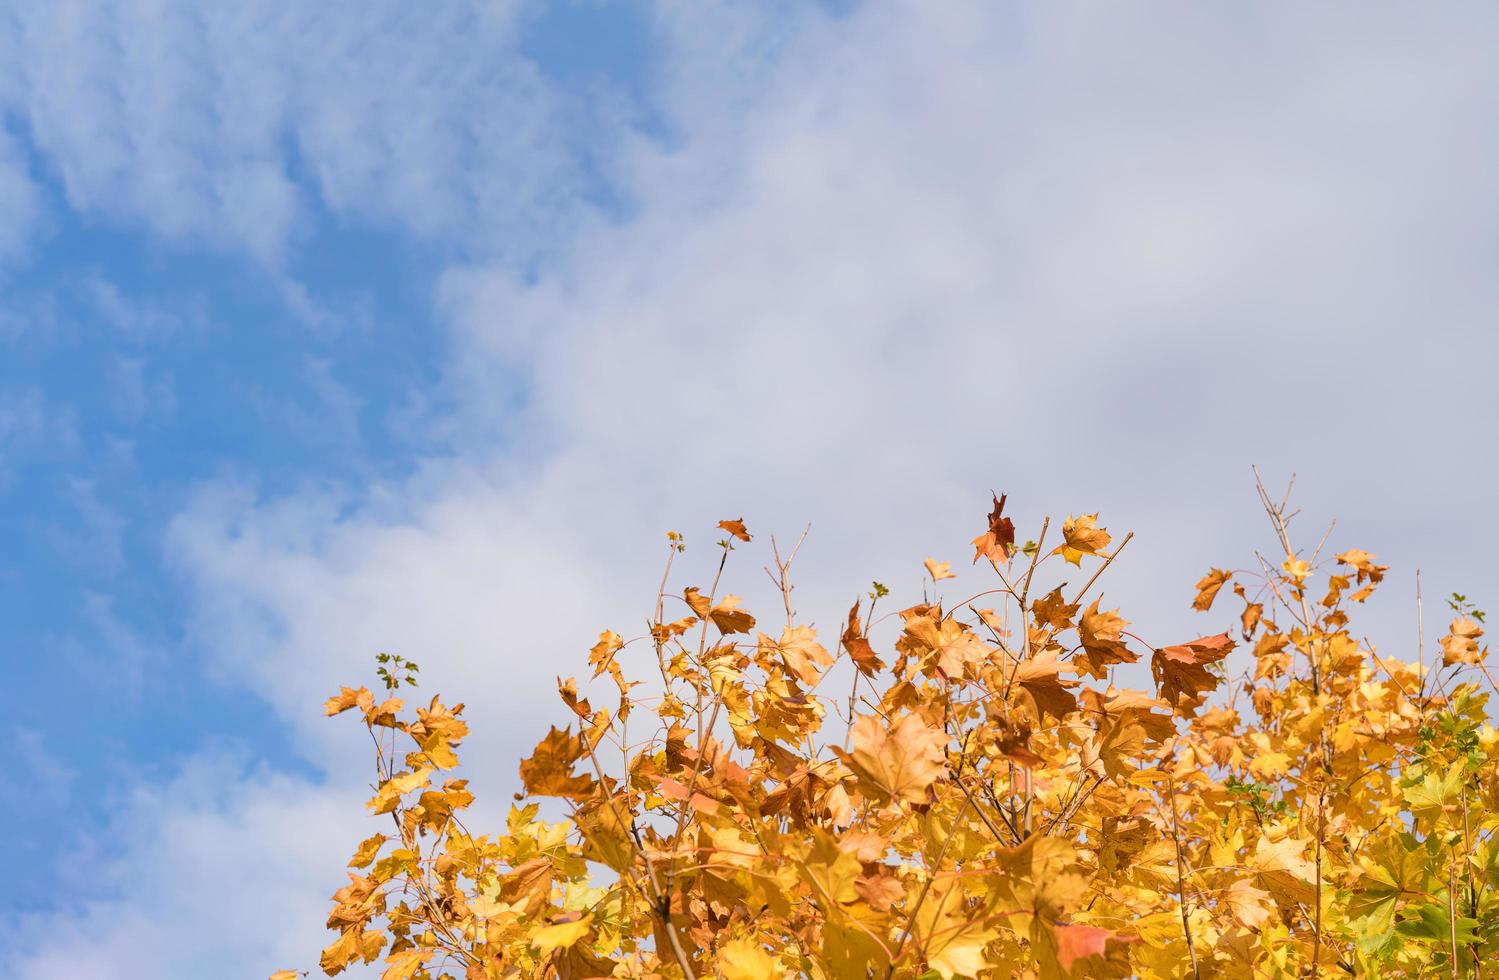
(0, 125, 44, 264)
(0, 0, 616, 265)
(0, 387, 77, 484)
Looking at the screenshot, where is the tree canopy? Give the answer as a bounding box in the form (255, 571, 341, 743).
(276, 481, 1496, 979)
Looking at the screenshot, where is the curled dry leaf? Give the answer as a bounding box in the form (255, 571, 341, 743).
(717, 517, 753, 542)
(972, 491, 1017, 563)
(1192, 567, 1232, 611)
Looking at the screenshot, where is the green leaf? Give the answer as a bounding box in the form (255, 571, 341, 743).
(1396, 902, 1479, 946)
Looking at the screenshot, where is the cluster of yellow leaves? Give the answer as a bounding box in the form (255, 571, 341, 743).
(279, 492, 1499, 980)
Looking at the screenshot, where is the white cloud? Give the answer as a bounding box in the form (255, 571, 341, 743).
(108, 356, 176, 425)
(4, 752, 373, 980)
(0, 126, 44, 264)
(0, 0, 602, 263)
(53, 478, 130, 576)
(17, 2, 1499, 973)
(166, 0, 1499, 837)
(84, 276, 206, 343)
(0, 387, 77, 483)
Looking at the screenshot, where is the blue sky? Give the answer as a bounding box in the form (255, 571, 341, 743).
(3, 0, 664, 926)
(4, 3, 1499, 976)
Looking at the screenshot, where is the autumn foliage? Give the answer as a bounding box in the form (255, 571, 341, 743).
(280, 482, 1498, 979)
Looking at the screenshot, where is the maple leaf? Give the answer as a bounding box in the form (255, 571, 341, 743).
(1239, 595, 1263, 639)
(1055, 513, 1111, 566)
(1031, 587, 1079, 629)
(840, 713, 948, 805)
(924, 557, 956, 581)
(972, 491, 1017, 563)
(367, 768, 432, 814)
(1151, 633, 1234, 711)
(761, 625, 834, 685)
(899, 614, 992, 680)
(914, 880, 995, 979)
(1282, 556, 1311, 583)
(1052, 922, 1131, 971)
(1012, 648, 1080, 721)
(518, 726, 595, 800)
(380, 948, 431, 980)
(1440, 617, 1485, 666)
(1248, 834, 1318, 903)
(1191, 568, 1232, 611)
(717, 518, 752, 542)
(992, 716, 1045, 768)
(854, 872, 904, 911)
(841, 600, 885, 676)
(320, 928, 383, 975)
(1336, 547, 1388, 588)
(709, 594, 757, 634)
(1076, 599, 1138, 679)
(324, 686, 374, 717)
(718, 937, 776, 980)
(684, 588, 757, 634)
(587, 630, 624, 677)
(1402, 762, 1465, 820)
(347, 833, 387, 869)
(530, 913, 593, 953)
(1223, 878, 1275, 929)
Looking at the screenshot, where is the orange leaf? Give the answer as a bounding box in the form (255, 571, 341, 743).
(1191, 568, 1232, 611)
(717, 518, 752, 542)
(841, 713, 948, 806)
(971, 491, 1016, 564)
(1152, 633, 1234, 711)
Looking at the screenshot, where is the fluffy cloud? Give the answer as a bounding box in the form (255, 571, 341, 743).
(178, 0, 1499, 840)
(16, 3, 1499, 975)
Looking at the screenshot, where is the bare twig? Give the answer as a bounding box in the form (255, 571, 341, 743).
(1167, 770, 1202, 980)
(1069, 531, 1134, 607)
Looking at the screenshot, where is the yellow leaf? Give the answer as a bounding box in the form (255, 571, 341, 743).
(841, 713, 948, 806)
(366, 768, 432, 815)
(719, 936, 777, 980)
(1055, 513, 1111, 566)
(924, 557, 956, 581)
(760, 625, 834, 685)
(324, 686, 373, 717)
(1248, 834, 1318, 904)
(531, 913, 593, 953)
(320, 928, 382, 975)
(381, 948, 431, 980)
(915, 881, 994, 979)
(1441, 617, 1485, 666)
(1247, 751, 1292, 779)
(347, 833, 387, 869)
(588, 630, 624, 678)
(1224, 878, 1275, 929)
